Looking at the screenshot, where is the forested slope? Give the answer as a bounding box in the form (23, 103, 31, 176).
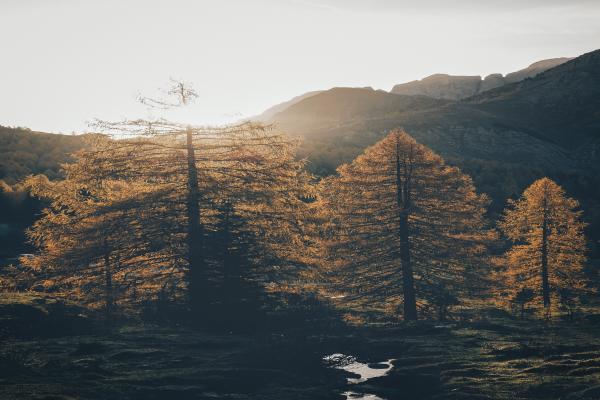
(0, 126, 86, 184)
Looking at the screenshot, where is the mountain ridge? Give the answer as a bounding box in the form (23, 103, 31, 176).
(269, 51, 598, 167)
(258, 56, 573, 123)
(390, 57, 573, 100)
(256, 90, 324, 121)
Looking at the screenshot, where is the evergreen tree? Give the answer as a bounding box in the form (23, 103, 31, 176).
(24, 127, 313, 317)
(84, 81, 313, 311)
(320, 130, 491, 320)
(82, 121, 311, 309)
(499, 178, 587, 313)
(24, 81, 314, 318)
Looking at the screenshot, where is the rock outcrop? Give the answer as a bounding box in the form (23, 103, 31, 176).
(481, 73, 505, 92)
(390, 57, 573, 100)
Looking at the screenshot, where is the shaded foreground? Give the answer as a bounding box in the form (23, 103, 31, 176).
(1, 295, 600, 400)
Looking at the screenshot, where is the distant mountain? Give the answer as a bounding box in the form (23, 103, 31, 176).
(271, 87, 449, 128)
(257, 57, 572, 122)
(271, 52, 598, 170)
(390, 74, 484, 100)
(390, 57, 572, 100)
(256, 90, 323, 121)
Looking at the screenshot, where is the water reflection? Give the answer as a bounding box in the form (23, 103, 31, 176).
(323, 353, 395, 400)
(343, 391, 385, 400)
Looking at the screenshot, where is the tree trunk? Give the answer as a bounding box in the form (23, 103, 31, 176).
(396, 140, 417, 321)
(185, 128, 205, 310)
(222, 203, 235, 306)
(399, 213, 417, 320)
(438, 305, 446, 322)
(103, 239, 113, 317)
(541, 196, 551, 309)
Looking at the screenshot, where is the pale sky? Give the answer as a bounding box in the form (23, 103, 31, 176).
(1, 0, 599, 133)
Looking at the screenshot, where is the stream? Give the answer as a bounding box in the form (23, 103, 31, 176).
(323, 353, 395, 400)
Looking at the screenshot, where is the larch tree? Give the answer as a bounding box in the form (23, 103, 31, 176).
(499, 177, 587, 313)
(23, 81, 318, 319)
(78, 81, 315, 314)
(320, 129, 491, 321)
(83, 121, 312, 309)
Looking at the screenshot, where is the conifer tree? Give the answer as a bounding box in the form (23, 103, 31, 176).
(320, 130, 491, 320)
(499, 178, 586, 312)
(82, 122, 311, 308)
(24, 128, 314, 316)
(23, 81, 314, 317)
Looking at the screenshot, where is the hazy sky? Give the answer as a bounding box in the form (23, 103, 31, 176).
(1, 0, 599, 133)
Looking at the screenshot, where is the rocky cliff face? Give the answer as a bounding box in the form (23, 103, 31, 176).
(480, 73, 505, 92)
(390, 57, 572, 100)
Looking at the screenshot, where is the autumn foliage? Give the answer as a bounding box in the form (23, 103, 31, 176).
(319, 130, 492, 320)
(22, 122, 314, 317)
(17, 121, 590, 322)
(499, 178, 587, 314)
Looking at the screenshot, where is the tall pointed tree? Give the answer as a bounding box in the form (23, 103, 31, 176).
(83, 122, 310, 307)
(320, 130, 491, 320)
(23, 81, 318, 319)
(24, 124, 314, 317)
(499, 178, 587, 312)
(81, 79, 310, 311)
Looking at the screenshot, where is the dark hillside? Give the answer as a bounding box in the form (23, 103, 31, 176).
(466, 49, 600, 150)
(272, 87, 450, 133)
(0, 127, 87, 258)
(0, 126, 87, 184)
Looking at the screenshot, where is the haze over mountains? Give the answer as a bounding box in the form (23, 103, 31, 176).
(2, 50, 600, 255)
(259, 51, 598, 174)
(255, 53, 597, 181)
(256, 50, 600, 250)
(257, 91, 324, 121)
(256, 56, 573, 122)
